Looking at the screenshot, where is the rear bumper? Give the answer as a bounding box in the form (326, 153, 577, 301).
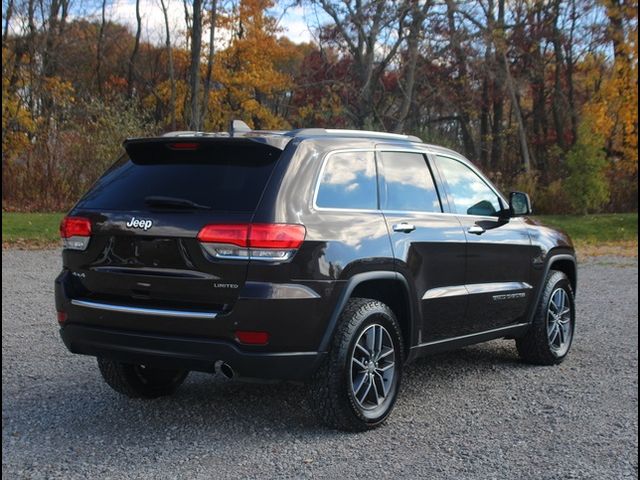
(60, 324, 325, 381)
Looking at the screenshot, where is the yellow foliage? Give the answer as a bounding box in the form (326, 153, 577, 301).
(583, 1, 638, 178)
(2, 48, 37, 163)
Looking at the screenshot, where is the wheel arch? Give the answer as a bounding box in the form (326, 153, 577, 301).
(527, 253, 577, 325)
(549, 255, 577, 294)
(318, 271, 417, 356)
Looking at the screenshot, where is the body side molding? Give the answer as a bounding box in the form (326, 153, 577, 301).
(422, 282, 532, 300)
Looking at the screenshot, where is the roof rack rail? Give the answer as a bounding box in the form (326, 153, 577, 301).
(286, 128, 422, 143)
(162, 123, 422, 143)
(162, 131, 229, 137)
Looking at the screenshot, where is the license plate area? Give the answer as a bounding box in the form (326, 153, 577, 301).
(114, 237, 185, 269)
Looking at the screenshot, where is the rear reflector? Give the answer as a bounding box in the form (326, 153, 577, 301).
(235, 331, 269, 345)
(57, 311, 67, 325)
(60, 216, 92, 251)
(197, 223, 305, 261)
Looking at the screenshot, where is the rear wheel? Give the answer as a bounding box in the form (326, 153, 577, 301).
(97, 358, 189, 398)
(309, 298, 404, 431)
(516, 270, 575, 365)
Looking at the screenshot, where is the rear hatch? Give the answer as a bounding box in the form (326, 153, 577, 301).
(62, 137, 283, 314)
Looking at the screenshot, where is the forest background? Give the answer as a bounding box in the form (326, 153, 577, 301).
(2, 0, 637, 215)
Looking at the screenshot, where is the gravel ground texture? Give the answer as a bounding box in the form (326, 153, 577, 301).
(2, 250, 638, 480)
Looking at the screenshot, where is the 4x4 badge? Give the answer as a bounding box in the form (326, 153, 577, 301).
(126, 217, 153, 230)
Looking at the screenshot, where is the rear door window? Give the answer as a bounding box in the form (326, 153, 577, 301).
(315, 151, 377, 210)
(77, 141, 280, 212)
(377, 151, 442, 212)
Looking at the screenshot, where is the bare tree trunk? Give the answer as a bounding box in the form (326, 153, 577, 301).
(160, 0, 176, 130)
(503, 52, 532, 172)
(201, 0, 218, 128)
(127, 0, 141, 98)
(490, 0, 505, 170)
(479, 43, 491, 168)
(188, 0, 203, 130)
(565, 0, 578, 146)
(551, 0, 566, 150)
(445, 0, 476, 158)
(394, 2, 430, 133)
(96, 0, 107, 97)
(183, 0, 191, 51)
(604, 0, 626, 62)
(2, 0, 14, 43)
(530, 6, 547, 171)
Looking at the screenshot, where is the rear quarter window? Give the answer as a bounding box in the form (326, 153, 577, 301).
(315, 151, 377, 210)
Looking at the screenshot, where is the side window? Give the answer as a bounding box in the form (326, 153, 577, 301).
(378, 151, 442, 212)
(316, 151, 377, 210)
(434, 155, 502, 216)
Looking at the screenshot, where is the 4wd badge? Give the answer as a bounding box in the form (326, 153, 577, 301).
(126, 217, 153, 230)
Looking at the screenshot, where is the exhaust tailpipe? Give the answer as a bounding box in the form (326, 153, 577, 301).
(215, 361, 235, 379)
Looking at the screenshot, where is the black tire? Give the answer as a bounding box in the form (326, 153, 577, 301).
(517, 270, 575, 365)
(309, 297, 404, 431)
(97, 357, 189, 399)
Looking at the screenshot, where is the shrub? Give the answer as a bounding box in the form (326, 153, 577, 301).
(564, 124, 610, 214)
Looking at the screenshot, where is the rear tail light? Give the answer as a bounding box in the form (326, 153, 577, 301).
(197, 223, 305, 261)
(60, 216, 92, 251)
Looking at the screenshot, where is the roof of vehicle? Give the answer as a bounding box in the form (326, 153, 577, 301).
(126, 121, 462, 158)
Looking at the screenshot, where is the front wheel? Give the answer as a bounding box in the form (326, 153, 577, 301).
(309, 298, 404, 431)
(516, 270, 575, 365)
(97, 358, 189, 398)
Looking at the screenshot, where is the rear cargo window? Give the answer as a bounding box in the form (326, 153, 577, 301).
(77, 142, 280, 212)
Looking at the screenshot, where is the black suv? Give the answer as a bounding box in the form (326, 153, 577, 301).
(55, 124, 577, 431)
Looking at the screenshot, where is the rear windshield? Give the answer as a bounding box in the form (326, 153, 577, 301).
(77, 142, 280, 212)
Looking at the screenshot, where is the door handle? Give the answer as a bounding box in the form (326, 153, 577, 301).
(393, 223, 416, 233)
(468, 225, 485, 235)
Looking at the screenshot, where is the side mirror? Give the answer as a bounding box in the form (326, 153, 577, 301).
(509, 191, 532, 216)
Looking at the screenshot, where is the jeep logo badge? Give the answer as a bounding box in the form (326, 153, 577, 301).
(126, 217, 153, 230)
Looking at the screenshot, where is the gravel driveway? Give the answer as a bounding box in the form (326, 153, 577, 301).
(2, 250, 638, 479)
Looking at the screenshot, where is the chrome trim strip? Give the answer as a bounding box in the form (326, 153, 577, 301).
(466, 282, 533, 295)
(422, 285, 469, 299)
(417, 323, 530, 348)
(70, 299, 218, 319)
(423, 282, 532, 300)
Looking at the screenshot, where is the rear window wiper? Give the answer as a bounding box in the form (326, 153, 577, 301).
(144, 196, 211, 210)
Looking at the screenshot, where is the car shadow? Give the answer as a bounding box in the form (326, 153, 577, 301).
(4, 339, 534, 443)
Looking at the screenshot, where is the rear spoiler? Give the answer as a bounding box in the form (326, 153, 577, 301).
(122, 137, 287, 165)
(123, 135, 291, 156)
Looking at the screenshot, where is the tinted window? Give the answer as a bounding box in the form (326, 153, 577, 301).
(316, 151, 377, 209)
(77, 142, 280, 212)
(434, 155, 502, 216)
(378, 151, 441, 212)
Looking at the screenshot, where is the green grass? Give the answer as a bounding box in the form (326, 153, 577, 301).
(2, 212, 64, 245)
(2, 212, 637, 251)
(535, 213, 638, 245)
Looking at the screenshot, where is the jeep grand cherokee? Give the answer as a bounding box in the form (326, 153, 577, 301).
(55, 124, 577, 431)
